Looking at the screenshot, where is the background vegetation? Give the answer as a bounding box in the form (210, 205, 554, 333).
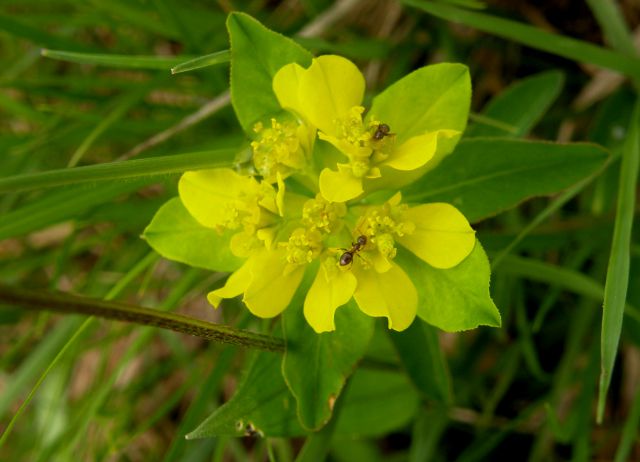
(1, 0, 639, 460)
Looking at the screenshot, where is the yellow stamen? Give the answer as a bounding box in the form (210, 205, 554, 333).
(251, 118, 306, 183)
(302, 194, 347, 234)
(282, 228, 323, 265)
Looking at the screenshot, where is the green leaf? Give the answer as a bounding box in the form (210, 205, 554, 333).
(227, 12, 313, 133)
(186, 350, 418, 439)
(403, 241, 501, 332)
(403, 0, 640, 82)
(332, 368, 419, 437)
(403, 138, 609, 223)
(388, 319, 452, 403)
(467, 70, 564, 138)
(282, 301, 374, 431)
(365, 63, 471, 191)
(186, 351, 301, 439)
(370, 63, 471, 143)
(143, 197, 243, 272)
(170, 50, 230, 74)
(598, 99, 640, 422)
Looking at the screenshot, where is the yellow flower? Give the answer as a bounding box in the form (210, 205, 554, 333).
(177, 170, 474, 333)
(304, 192, 476, 332)
(178, 168, 284, 255)
(180, 168, 345, 319)
(273, 55, 464, 202)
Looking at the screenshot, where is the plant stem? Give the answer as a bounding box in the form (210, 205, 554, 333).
(0, 284, 284, 352)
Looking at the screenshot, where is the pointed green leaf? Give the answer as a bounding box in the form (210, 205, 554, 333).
(143, 197, 243, 272)
(598, 100, 640, 422)
(403, 139, 609, 223)
(402, 242, 501, 332)
(282, 302, 374, 431)
(227, 12, 312, 133)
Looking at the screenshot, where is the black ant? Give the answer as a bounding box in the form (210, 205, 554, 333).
(339, 235, 367, 266)
(372, 123, 393, 140)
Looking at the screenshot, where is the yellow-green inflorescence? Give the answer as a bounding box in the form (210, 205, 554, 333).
(176, 53, 476, 333)
(320, 105, 395, 181)
(251, 117, 311, 183)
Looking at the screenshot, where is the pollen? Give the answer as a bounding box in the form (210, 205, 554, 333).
(251, 118, 305, 183)
(356, 199, 414, 262)
(218, 202, 243, 230)
(333, 106, 369, 146)
(282, 228, 323, 265)
(327, 107, 396, 181)
(302, 194, 346, 234)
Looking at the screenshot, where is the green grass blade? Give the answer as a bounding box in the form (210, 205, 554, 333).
(0, 14, 89, 50)
(0, 318, 93, 450)
(388, 321, 452, 403)
(0, 253, 156, 449)
(585, 0, 637, 58)
(0, 149, 235, 193)
(152, 0, 199, 51)
(490, 163, 610, 270)
(0, 319, 81, 419)
(41, 49, 191, 70)
(439, 0, 486, 9)
(456, 402, 541, 462)
(467, 70, 564, 138)
(87, 0, 179, 38)
(163, 347, 237, 461)
(403, 0, 640, 81)
(409, 410, 448, 462)
(467, 113, 518, 135)
(0, 182, 146, 240)
(171, 50, 230, 74)
(0, 92, 49, 123)
(495, 254, 640, 323)
(597, 100, 640, 423)
(68, 88, 151, 167)
(614, 386, 640, 462)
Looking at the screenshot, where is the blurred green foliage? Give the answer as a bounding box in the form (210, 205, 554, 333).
(1, 1, 639, 461)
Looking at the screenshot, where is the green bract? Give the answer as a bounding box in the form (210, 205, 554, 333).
(143, 11, 499, 335)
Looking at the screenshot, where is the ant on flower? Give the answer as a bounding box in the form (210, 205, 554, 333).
(339, 235, 367, 266)
(372, 123, 393, 140)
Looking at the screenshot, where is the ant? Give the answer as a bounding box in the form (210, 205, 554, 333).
(372, 123, 393, 140)
(339, 235, 367, 266)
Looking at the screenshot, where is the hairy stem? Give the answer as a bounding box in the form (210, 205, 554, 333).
(0, 284, 284, 352)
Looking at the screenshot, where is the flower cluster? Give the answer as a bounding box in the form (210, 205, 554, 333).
(174, 55, 476, 333)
